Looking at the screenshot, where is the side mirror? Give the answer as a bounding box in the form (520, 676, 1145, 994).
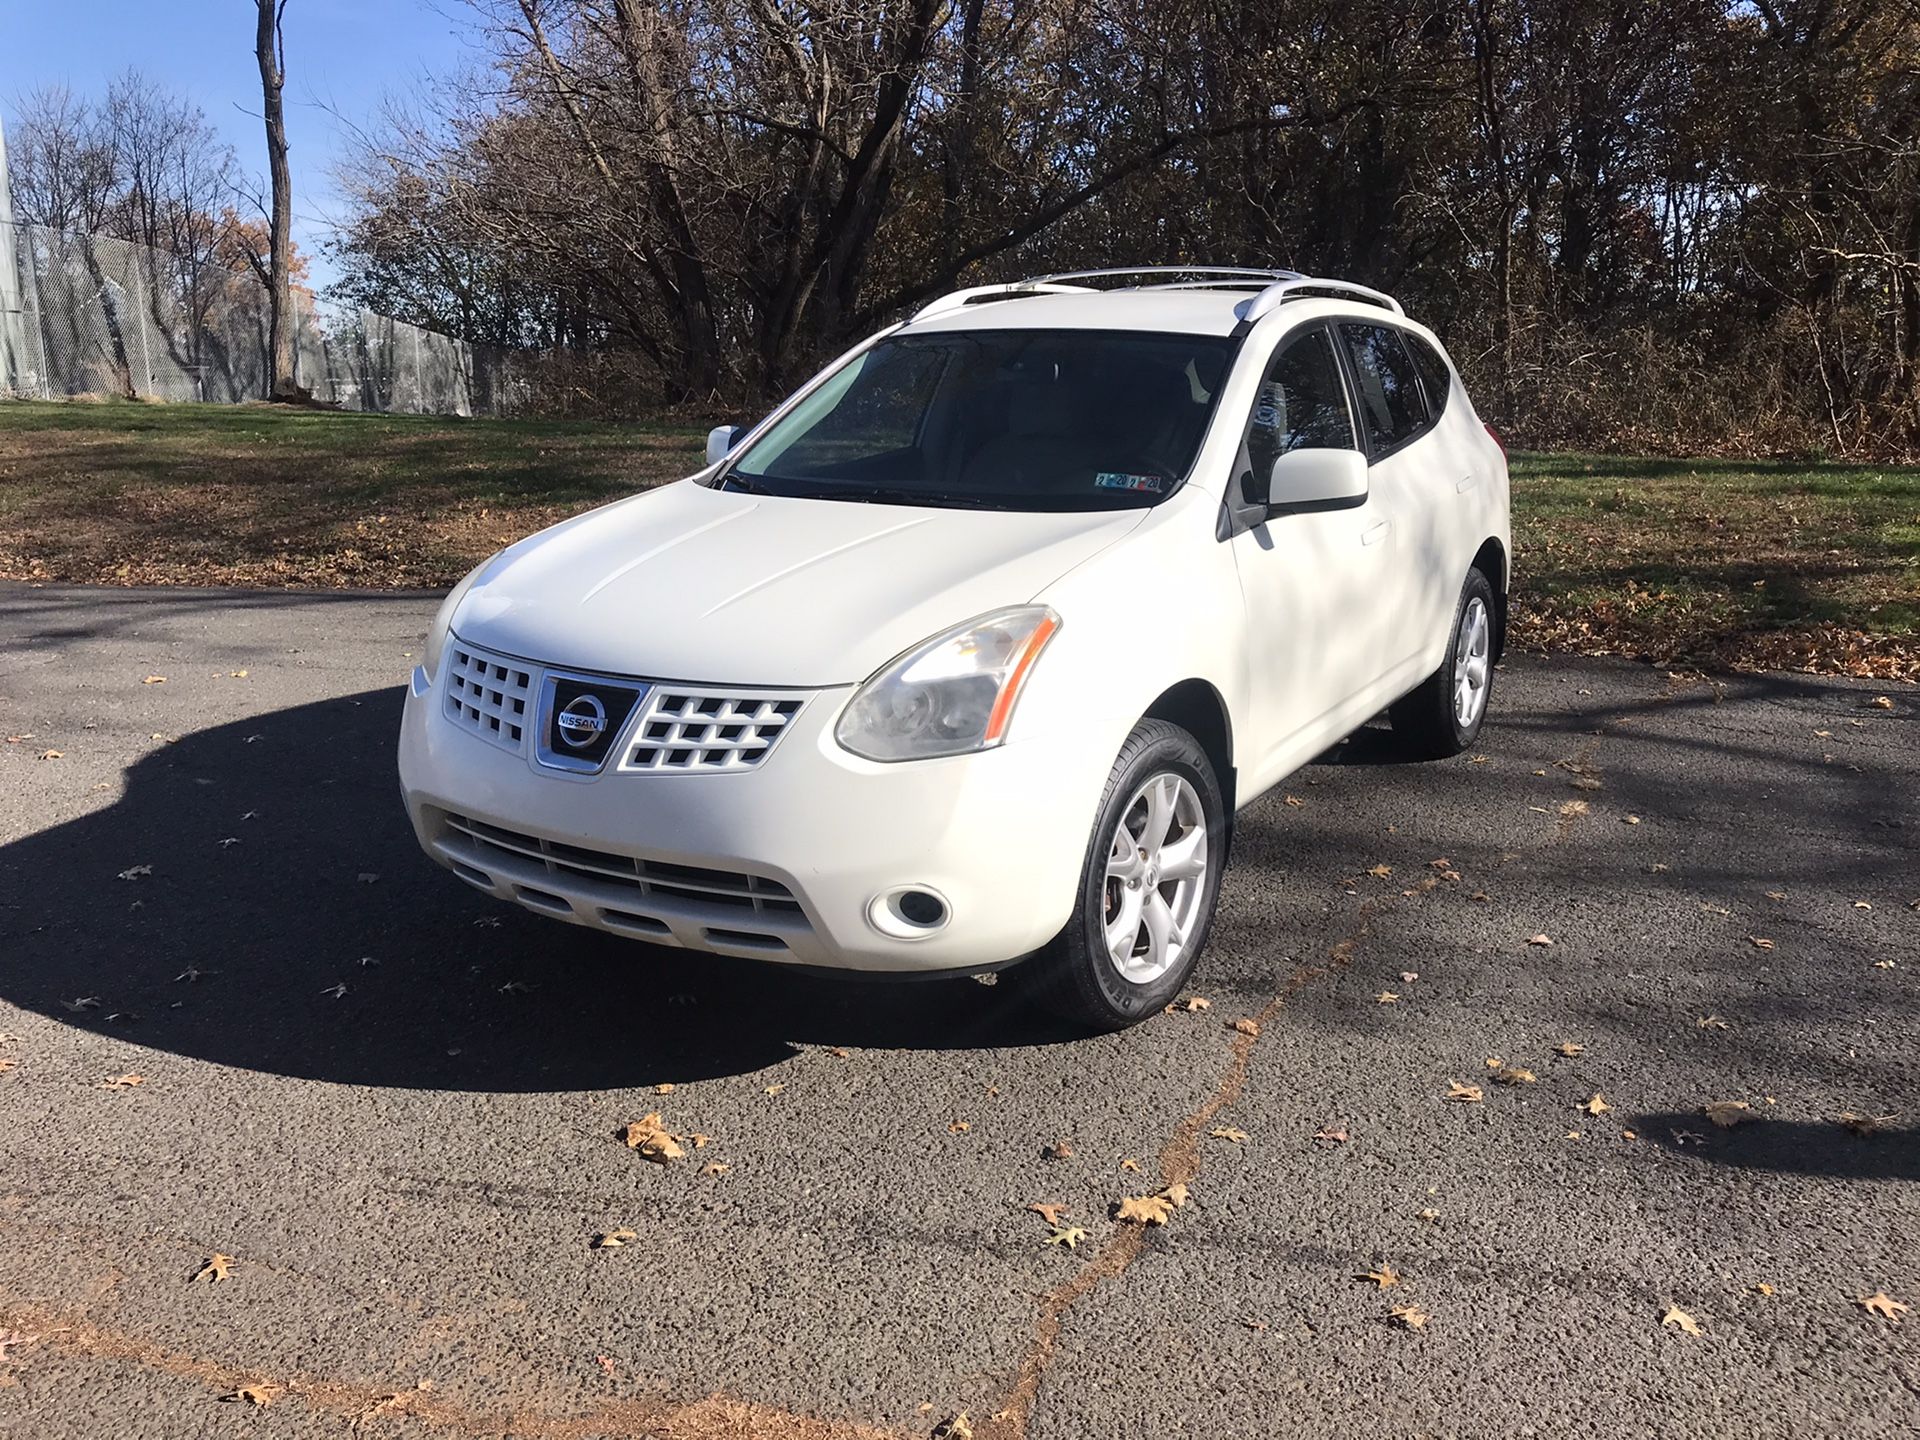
(1262, 447, 1368, 513)
(705, 424, 744, 466)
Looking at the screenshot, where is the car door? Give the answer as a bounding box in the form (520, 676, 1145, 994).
(1337, 322, 1448, 678)
(1228, 322, 1402, 788)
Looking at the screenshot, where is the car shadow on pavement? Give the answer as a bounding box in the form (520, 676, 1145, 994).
(0, 688, 1076, 1092)
(1634, 1115, 1920, 1181)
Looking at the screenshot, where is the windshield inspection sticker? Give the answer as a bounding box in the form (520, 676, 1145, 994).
(1095, 472, 1165, 493)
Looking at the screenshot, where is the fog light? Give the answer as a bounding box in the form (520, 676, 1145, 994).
(897, 890, 946, 927)
(868, 886, 952, 940)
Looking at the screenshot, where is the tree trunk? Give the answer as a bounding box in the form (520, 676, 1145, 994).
(255, 0, 297, 399)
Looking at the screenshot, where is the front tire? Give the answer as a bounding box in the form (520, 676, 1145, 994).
(1025, 718, 1227, 1030)
(1388, 567, 1497, 759)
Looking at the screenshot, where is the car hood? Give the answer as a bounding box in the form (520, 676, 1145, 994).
(452, 479, 1144, 686)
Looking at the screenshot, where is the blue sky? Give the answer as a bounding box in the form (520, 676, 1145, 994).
(0, 0, 481, 289)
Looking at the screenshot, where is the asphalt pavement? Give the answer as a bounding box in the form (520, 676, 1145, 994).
(0, 583, 1915, 1439)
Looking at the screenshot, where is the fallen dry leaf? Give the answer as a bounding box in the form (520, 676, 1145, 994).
(1697, 1014, 1731, 1030)
(1416, 1208, 1440, 1224)
(1582, 1093, 1611, 1116)
(1119, 1156, 1141, 1172)
(1400, 971, 1419, 983)
(1313, 1126, 1349, 1145)
(1555, 1042, 1586, 1057)
(1493, 1066, 1537, 1085)
(703, 1162, 730, 1175)
(1859, 1291, 1909, 1321)
(38, 750, 62, 760)
(1045, 1226, 1087, 1250)
(1026, 1202, 1070, 1227)
(1359, 1264, 1401, 1288)
(1868, 695, 1894, 709)
(1210, 1126, 1248, 1143)
(1445, 1081, 1484, 1104)
(224, 1384, 279, 1407)
(1748, 936, 1776, 951)
(1167, 996, 1212, 1013)
(654, 1083, 675, 1095)
(623, 1113, 686, 1163)
(1230, 1017, 1261, 1037)
(1284, 794, 1303, 806)
(930, 1413, 974, 1440)
(762, 1083, 785, 1097)
(947, 1120, 971, 1134)
(1705, 1100, 1754, 1129)
(1662, 1305, 1703, 1336)
(1526, 933, 1553, 947)
(592, 1229, 637, 1249)
(1162, 1182, 1190, 1208)
(1114, 1194, 1175, 1226)
(1368, 864, 1393, 878)
(1834, 1111, 1897, 1136)
(1042, 1139, 1075, 1160)
(1389, 1305, 1430, 1330)
(190, 1254, 233, 1284)
(97, 1073, 145, 1091)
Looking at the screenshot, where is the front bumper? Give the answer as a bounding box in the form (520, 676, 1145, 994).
(396, 657, 1111, 973)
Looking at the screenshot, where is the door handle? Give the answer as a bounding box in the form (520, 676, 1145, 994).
(1455, 474, 1479, 494)
(1362, 519, 1390, 547)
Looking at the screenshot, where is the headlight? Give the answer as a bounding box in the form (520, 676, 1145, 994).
(423, 561, 487, 680)
(835, 606, 1061, 762)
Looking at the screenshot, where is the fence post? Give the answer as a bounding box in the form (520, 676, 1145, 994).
(129, 249, 153, 398)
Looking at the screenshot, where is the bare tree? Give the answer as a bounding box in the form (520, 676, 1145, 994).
(254, 0, 297, 398)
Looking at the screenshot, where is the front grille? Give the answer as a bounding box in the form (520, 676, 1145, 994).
(445, 642, 533, 754)
(442, 813, 802, 915)
(621, 689, 805, 772)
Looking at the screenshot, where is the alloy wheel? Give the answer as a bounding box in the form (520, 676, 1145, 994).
(1103, 772, 1210, 985)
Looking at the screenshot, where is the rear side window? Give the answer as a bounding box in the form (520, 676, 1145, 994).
(1403, 334, 1454, 418)
(1340, 324, 1427, 454)
(1246, 327, 1356, 481)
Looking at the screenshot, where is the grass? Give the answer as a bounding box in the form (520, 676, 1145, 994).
(2, 399, 1916, 679)
(1512, 452, 1919, 679)
(0, 400, 705, 589)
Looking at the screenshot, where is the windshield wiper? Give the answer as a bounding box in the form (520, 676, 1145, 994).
(805, 486, 995, 509)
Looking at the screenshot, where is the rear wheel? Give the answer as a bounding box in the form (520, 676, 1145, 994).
(1024, 719, 1227, 1030)
(1388, 567, 1497, 759)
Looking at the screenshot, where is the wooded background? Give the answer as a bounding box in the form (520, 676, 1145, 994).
(14, 2, 1920, 456)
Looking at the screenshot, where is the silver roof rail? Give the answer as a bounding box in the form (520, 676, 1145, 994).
(910, 280, 1092, 323)
(1239, 276, 1403, 321)
(909, 267, 1403, 324)
(1023, 265, 1303, 289)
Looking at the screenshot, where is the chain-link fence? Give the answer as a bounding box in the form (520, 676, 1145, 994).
(0, 221, 530, 416)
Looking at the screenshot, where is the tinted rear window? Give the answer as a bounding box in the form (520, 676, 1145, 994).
(1403, 334, 1454, 418)
(1341, 323, 1426, 453)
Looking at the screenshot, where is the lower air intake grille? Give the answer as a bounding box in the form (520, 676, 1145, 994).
(445, 642, 533, 754)
(442, 813, 802, 914)
(621, 690, 805, 772)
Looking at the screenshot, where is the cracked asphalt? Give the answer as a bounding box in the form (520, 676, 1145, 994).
(1, 582, 1916, 1439)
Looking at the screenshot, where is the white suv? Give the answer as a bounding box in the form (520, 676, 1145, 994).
(398, 267, 1510, 1028)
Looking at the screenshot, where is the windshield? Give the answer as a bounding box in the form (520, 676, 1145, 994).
(720, 329, 1235, 512)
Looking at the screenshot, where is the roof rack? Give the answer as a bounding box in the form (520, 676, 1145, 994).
(909, 266, 1402, 324)
(1238, 276, 1402, 321)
